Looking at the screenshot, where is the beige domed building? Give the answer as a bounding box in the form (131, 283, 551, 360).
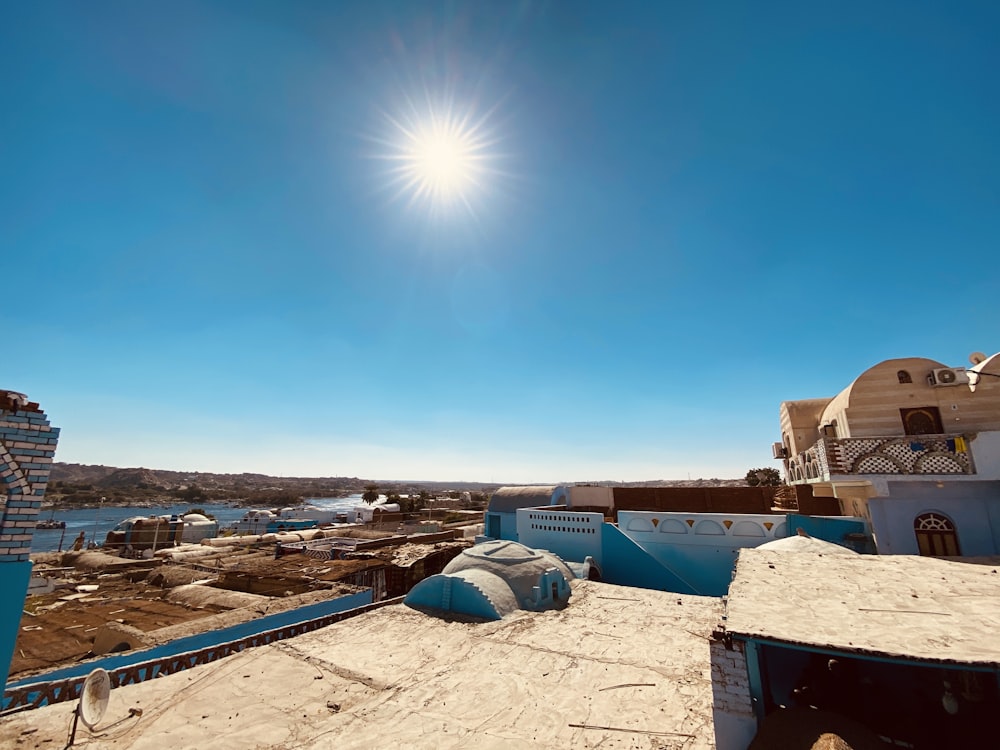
(775, 351, 1000, 556)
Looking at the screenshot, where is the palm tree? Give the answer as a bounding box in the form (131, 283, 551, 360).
(361, 483, 380, 505)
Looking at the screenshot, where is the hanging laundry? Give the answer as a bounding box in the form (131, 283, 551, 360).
(910, 442, 924, 451)
(955, 436, 967, 452)
(946, 438, 956, 451)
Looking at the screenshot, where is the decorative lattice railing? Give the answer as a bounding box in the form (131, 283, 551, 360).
(786, 434, 974, 483)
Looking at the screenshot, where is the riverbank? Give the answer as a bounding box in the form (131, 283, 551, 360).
(29, 496, 372, 553)
(41, 497, 314, 511)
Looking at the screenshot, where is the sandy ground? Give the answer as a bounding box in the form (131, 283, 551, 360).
(2, 580, 723, 750)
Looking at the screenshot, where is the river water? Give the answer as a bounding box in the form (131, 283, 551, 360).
(29, 495, 369, 553)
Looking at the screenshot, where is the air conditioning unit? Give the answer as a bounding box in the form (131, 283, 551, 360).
(930, 368, 969, 386)
(771, 442, 787, 459)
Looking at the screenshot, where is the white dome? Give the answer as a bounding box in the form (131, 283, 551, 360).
(757, 535, 857, 555)
(441, 540, 575, 611)
(406, 540, 575, 620)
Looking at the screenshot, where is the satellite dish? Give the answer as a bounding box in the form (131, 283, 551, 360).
(970, 351, 987, 365)
(67, 668, 112, 746)
(79, 668, 111, 729)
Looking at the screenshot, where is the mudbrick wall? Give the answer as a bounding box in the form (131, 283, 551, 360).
(710, 635, 757, 750)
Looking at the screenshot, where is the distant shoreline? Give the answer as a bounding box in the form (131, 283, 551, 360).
(41, 498, 280, 512)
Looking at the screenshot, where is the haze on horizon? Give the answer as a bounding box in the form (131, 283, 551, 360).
(4, 2, 999, 485)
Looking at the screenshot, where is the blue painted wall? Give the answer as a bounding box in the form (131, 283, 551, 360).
(988, 501, 1000, 553)
(624, 541, 743, 597)
(618, 513, 787, 596)
(599, 525, 699, 594)
(0, 562, 31, 690)
(515, 510, 870, 596)
(484, 511, 518, 541)
(5, 588, 372, 697)
(870, 490, 1000, 555)
(405, 573, 508, 620)
(785, 514, 874, 553)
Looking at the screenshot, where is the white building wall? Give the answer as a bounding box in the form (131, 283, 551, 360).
(516, 508, 604, 565)
(618, 512, 788, 597)
(966, 430, 1000, 480)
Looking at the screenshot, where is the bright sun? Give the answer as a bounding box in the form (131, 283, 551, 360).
(412, 129, 474, 194)
(376, 101, 500, 217)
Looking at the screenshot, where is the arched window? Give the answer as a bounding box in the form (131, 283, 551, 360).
(914, 512, 960, 557)
(897, 370, 912, 384)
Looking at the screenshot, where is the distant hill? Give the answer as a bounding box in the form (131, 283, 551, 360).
(49, 463, 118, 485)
(97, 467, 164, 489)
(49, 463, 745, 492)
(48, 463, 361, 492)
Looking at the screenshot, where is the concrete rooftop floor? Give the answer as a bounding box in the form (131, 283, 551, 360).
(726, 548, 1000, 665)
(3, 580, 722, 750)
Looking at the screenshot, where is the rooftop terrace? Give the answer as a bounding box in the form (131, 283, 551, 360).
(2, 580, 721, 749)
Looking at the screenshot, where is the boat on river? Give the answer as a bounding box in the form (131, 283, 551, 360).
(228, 506, 338, 535)
(104, 513, 219, 552)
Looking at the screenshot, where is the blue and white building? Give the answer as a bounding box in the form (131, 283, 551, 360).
(483, 484, 869, 596)
(0, 390, 60, 688)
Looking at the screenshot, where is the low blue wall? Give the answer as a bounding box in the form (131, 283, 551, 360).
(785, 514, 874, 553)
(600, 525, 699, 595)
(5, 588, 373, 696)
(0, 561, 32, 689)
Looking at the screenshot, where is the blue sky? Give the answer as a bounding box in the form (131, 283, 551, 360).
(3, 1, 998, 483)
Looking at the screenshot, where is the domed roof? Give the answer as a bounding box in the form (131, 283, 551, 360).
(405, 540, 575, 620)
(444, 540, 575, 603)
(757, 535, 857, 555)
(819, 356, 946, 426)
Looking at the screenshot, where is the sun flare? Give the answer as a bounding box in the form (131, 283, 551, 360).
(410, 127, 475, 194)
(375, 99, 502, 218)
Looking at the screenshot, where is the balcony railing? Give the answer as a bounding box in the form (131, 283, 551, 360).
(786, 434, 975, 483)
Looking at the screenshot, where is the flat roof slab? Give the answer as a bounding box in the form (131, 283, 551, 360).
(3, 580, 722, 749)
(725, 549, 1000, 665)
